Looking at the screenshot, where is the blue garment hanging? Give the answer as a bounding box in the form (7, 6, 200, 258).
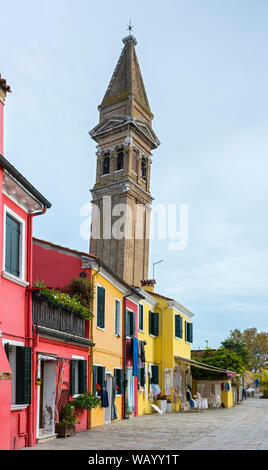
(132, 337, 139, 377)
(101, 388, 109, 408)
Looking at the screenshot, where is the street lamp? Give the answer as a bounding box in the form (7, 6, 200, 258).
(153, 259, 164, 280)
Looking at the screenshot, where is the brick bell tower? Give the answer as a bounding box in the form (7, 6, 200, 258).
(89, 32, 160, 286)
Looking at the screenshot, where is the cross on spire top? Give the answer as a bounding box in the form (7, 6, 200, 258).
(127, 20, 134, 35)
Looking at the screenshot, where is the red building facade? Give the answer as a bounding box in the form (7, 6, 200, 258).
(0, 76, 51, 449)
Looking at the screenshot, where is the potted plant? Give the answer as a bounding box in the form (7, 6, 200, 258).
(124, 406, 132, 419)
(55, 402, 78, 438)
(157, 395, 167, 413)
(166, 399, 173, 413)
(31, 280, 46, 297)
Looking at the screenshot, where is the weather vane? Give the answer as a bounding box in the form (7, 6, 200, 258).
(127, 20, 134, 35)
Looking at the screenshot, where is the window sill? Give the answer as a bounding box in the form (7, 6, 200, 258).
(2, 271, 29, 287)
(114, 169, 124, 173)
(96, 326, 105, 332)
(138, 329, 145, 334)
(11, 404, 29, 411)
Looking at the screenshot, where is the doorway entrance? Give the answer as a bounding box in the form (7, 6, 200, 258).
(104, 373, 113, 424)
(37, 356, 57, 439)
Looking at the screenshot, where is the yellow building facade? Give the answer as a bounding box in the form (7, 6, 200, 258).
(87, 258, 141, 428)
(137, 284, 195, 415)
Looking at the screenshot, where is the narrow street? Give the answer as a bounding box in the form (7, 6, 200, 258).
(25, 395, 268, 451)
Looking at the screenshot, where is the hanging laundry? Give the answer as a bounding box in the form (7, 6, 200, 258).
(101, 388, 109, 408)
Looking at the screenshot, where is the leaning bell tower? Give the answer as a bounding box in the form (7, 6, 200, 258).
(89, 31, 160, 286)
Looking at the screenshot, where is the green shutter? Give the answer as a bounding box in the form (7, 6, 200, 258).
(115, 300, 120, 335)
(151, 365, 158, 385)
(78, 360, 87, 394)
(126, 310, 135, 336)
(70, 360, 76, 395)
(114, 368, 123, 395)
(119, 369, 123, 395)
(175, 315, 183, 338)
(139, 304, 144, 330)
(93, 365, 97, 395)
(154, 313, 159, 336)
(175, 315, 180, 338)
(139, 367, 145, 387)
(149, 311, 153, 335)
(5, 215, 20, 277)
(189, 323, 193, 343)
(97, 366, 105, 389)
(149, 311, 159, 336)
(131, 312, 135, 336)
(179, 316, 183, 338)
(16, 347, 31, 404)
(97, 286, 105, 329)
(185, 320, 188, 341)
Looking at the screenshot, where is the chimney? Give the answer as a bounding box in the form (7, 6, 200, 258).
(0, 74, 11, 155)
(141, 279, 156, 293)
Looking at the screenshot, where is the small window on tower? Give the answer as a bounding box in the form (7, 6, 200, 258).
(141, 157, 147, 181)
(117, 152, 124, 171)
(102, 155, 110, 175)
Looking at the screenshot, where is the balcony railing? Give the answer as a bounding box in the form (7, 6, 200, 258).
(32, 297, 86, 338)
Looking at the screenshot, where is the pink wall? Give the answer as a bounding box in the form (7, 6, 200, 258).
(0, 194, 29, 340)
(32, 336, 90, 441)
(33, 242, 90, 288)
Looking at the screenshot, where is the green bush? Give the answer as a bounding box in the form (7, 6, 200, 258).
(73, 392, 100, 410)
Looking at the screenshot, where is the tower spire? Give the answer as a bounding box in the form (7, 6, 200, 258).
(98, 29, 153, 123)
(89, 34, 160, 286)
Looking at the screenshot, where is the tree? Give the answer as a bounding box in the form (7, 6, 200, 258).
(221, 337, 249, 366)
(191, 347, 245, 380)
(223, 328, 268, 372)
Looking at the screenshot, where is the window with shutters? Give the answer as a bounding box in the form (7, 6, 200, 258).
(3, 207, 26, 281)
(115, 299, 121, 336)
(138, 304, 144, 331)
(4, 343, 31, 405)
(149, 311, 159, 337)
(70, 359, 87, 396)
(126, 309, 135, 337)
(175, 314, 183, 339)
(114, 368, 123, 395)
(185, 321, 193, 343)
(93, 365, 105, 396)
(97, 285, 105, 329)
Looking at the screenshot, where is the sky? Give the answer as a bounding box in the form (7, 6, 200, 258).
(1, 0, 268, 349)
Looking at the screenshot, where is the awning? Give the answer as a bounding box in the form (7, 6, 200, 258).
(174, 355, 236, 376)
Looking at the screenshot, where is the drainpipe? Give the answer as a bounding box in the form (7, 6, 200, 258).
(26, 206, 47, 448)
(88, 258, 101, 430)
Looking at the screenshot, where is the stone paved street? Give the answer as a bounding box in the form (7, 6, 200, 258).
(25, 395, 268, 451)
